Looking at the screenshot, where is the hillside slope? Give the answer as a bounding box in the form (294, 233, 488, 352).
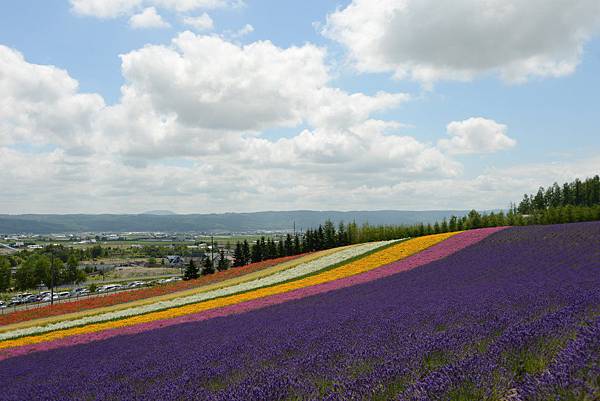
(0, 223, 598, 400)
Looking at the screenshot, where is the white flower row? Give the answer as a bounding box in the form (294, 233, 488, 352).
(1, 240, 395, 341)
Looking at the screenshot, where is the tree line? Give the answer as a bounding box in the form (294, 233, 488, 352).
(517, 175, 600, 214)
(183, 249, 230, 280)
(4, 175, 599, 288)
(0, 249, 85, 292)
(224, 176, 600, 269)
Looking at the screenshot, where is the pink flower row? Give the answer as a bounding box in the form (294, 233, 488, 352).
(0, 227, 506, 361)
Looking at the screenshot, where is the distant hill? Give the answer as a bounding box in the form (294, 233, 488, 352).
(141, 210, 177, 216)
(0, 210, 476, 234)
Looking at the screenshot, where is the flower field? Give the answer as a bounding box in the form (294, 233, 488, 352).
(0, 253, 311, 327)
(0, 223, 598, 400)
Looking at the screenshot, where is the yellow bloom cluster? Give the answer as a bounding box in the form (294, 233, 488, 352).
(0, 246, 349, 334)
(0, 233, 457, 350)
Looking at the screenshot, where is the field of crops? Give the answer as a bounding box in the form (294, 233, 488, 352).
(0, 223, 598, 400)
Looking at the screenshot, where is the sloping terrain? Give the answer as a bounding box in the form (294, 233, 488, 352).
(0, 223, 598, 400)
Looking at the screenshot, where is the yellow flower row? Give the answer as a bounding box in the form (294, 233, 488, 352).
(0, 233, 458, 350)
(0, 246, 350, 334)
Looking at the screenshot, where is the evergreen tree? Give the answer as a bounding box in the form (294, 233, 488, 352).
(284, 234, 293, 256)
(184, 259, 199, 280)
(323, 220, 336, 248)
(317, 225, 325, 250)
(233, 242, 244, 267)
(293, 234, 301, 254)
(217, 250, 229, 272)
(0, 258, 11, 292)
(251, 241, 262, 263)
(449, 216, 458, 232)
(337, 222, 348, 246)
(202, 256, 215, 275)
(242, 240, 251, 265)
(267, 238, 277, 259)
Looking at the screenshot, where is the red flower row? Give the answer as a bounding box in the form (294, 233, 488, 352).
(0, 254, 305, 327)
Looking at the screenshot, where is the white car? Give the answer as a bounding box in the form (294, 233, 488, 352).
(98, 284, 121, 292)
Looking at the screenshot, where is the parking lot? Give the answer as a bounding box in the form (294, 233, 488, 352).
(0, 277, 183, 315)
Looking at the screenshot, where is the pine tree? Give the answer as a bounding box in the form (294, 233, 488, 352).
(202, 256, 215, 275)
(233, 242, 244, 267)
(242, 240, 251, 265)
(449, 216, 458, 232)
(184, 259, 199, 280)
(323, 220, 336, 248)
(337, 222, 347, 246)
(293, 234, 301, 254)
(217, 250, 229, 272)
(284, 234, 293, 256)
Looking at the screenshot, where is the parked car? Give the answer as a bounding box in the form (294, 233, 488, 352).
(41, 294, 61, 302)
(0, 301, 6, 309)
(21, 294, 39, 303)
(98, 284, 121, 293)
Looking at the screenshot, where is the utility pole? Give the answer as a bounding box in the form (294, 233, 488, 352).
(49, 246, 55, 306)
(210, 235, 214, 269)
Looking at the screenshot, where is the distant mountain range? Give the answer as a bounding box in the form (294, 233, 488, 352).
(141, 210, 178, 216)
(0, 210, 477, 234)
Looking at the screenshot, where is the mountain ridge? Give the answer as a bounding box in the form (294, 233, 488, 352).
(0, 210, 480, 234)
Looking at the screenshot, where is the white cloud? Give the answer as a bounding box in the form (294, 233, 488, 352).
(182, 12, 213, 31)
(152, 0, 234, 12)
(70, 0, 143, 18)
(70, 0, 238, 18)
(235, 23, 254, 37)
(324, 0, 600, 85)
(3, 36, 582, 214)
(117, 32, 408, 135)
(0, 45, 104, 153)
(438, 117, 516, 155)
(129, 7, 170, 29)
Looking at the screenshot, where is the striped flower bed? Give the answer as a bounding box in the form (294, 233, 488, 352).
(0, 247, 348, 333)
(0, 240, 394, 343)
(0, 228, 503, 360)
(0, 253, 310, 327)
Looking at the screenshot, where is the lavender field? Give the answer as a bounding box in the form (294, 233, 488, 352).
(1, 222, 599, 400)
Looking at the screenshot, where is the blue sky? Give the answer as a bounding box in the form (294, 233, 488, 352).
(0, 1, 599, 213)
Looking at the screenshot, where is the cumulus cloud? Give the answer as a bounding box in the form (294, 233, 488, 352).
(0, 45, 105, 153)
(323, 0, 600, 84)
(438, 117, 516, 155)
(129, 7, 170, 29)
(0, 36, 559, 214)
(116, 32, 408, 135)
(182, 12, 213, 31)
